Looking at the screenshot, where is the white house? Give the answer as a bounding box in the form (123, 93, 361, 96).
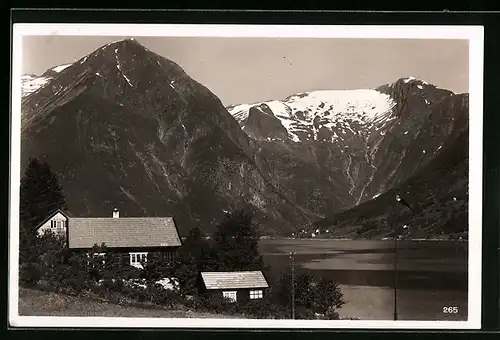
(36, 209, 69, 237)
(35, 208, 182, 270)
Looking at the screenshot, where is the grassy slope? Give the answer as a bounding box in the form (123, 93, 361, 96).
(18, 288, 239, 319)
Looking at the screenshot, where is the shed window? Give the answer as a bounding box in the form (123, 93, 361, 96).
(249, 290, 263, 299)
(130, 252, 148, 268)
(222, 291, 237, 302)
(162, 251, 175, 268)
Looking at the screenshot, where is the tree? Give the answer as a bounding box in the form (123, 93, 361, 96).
(174, 226, 213, 295)
(269, 271, 346, 319)
(174, 252, 199, 295)
(32, 230, 90, 294)
(20, 158, 67, 229)
(19, 158, 67, 286)
(212, 208, 263, 271)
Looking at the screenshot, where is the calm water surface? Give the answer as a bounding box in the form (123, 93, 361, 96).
(259, 239, 468, 321)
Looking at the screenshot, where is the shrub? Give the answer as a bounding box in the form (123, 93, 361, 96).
(199, 294, 236, 314)
(269, 271, 345, 319)
(19, 158, 67, 286)
(236, 298, 288, 319)
(146, 283, 181, 308)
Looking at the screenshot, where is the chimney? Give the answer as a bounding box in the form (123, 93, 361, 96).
(113, 208, 119, 218)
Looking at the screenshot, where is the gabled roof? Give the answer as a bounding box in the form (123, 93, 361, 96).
(201, 271, 269, 290)
(67, 217, 181, 249)
(35, 209, 72, 230)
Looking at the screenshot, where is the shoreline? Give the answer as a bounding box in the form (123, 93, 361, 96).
(259, 237, 467, 242)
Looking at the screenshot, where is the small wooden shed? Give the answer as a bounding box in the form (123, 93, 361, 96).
(200, 271, 269, 303)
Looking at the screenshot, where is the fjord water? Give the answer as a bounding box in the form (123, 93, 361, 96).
(259, 239, 468, 320)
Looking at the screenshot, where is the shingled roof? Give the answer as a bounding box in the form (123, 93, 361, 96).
(201, 271, 269, 290)
(67, 217, 181, 249)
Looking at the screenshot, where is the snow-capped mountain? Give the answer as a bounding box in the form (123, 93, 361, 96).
(19, 37, 469, 238)
(21, 63, 73, 98)
(228, 78, 468, 237)
(228, 78, 450, 144)
(229, 89, 397, 143)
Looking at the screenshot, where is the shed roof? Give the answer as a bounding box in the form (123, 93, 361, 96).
(67, 217, 181, 249)
(201, 271, 269, 290)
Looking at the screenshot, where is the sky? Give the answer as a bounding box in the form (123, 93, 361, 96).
(22, 36, 469, 106)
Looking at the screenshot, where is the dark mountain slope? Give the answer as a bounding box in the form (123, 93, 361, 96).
(312, 126, 468, 239)
(20, 39, 311, 235)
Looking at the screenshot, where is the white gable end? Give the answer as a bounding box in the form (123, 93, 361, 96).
(37, 212, 68, 236)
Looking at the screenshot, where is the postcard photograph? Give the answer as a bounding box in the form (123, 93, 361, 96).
(9, 23, 483, 329)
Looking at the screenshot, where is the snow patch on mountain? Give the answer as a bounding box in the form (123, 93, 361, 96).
(21, 62, 75, 97)
(52, 63, 72, 73)
(403, 76, 416, 83)
(114, 48, 133, 87)
(228, 89, 397, 143)
(21, 75, 51, 97)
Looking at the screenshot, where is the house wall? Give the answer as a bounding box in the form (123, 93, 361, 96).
(70, 248, 177, 272)
(201, 288, 267, 303)
(37, 212, 68, 236)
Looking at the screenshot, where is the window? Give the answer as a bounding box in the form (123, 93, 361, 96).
(249, 290, 263, 299)
(222, 291, 237, 302)
(130, 252, 148, 268)
(50, 219, 66, 235)
(162, 251, 175, 268)
(55, 220, 65, 234)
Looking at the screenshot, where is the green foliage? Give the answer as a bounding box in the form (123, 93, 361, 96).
(199, 294, 236, 314)
(33, 231, 90, 293)
(19, 227, 43, 286)
(142, 252, 173, 283)
(174, 209, 266, 296)
(20, 158, 67, 229)
(19, 158, 67, 286)
(194, 293, 289, 319)
(237, 298, 289, 319)
(212, 208, 263, 271)
(55, 250, 91, 293)
(174, 226, 215, 295)
(145, 283, 181, 308)
(174, 252, 199, 295)
(269, 270, 345, 319)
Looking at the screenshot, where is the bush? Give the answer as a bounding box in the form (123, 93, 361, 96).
(146, 283, 181, 308)
(269, 271, 345, 319)
(198, 294, 236, 314)
(236, 298, 288, 319)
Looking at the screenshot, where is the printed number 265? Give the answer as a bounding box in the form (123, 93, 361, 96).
(443, 307, 459, 314)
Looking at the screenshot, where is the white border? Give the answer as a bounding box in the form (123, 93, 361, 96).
(9, 24, 484, 330)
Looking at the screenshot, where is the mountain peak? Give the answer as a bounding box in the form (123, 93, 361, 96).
(391, 77, 456, 94)
(101, 37, 143, 50)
